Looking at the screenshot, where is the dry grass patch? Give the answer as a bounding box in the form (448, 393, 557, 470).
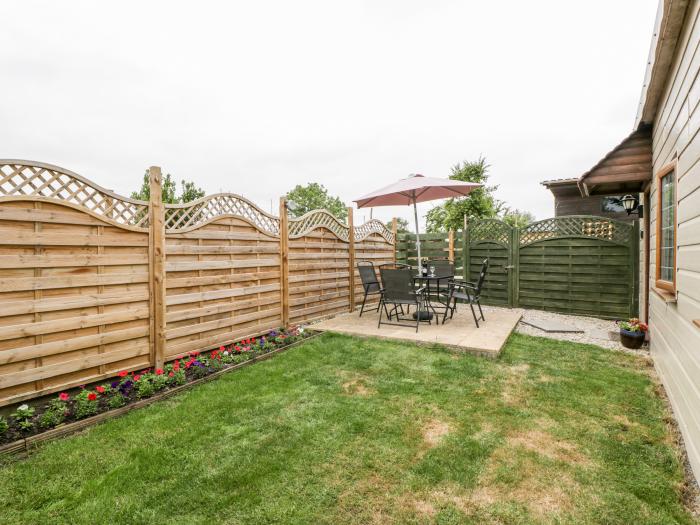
(338, 371, 375, 396)
(501, 362, 530, 405)
(422, 418, 450, 448)
(507, 429, 591, 466)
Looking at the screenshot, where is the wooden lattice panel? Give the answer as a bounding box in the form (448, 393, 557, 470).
(519, 216, 632, 247)
(289, 209, 350, 241)
(469, 219, 513, 245)
(164, 193, 280, 235)
(164, 216, 282, 358)
(0, 160, 150, 229)
(0, 200, 151, 406)
(354, 219, 394, 243)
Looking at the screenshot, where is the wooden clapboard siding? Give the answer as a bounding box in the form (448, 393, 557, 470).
(0, 200, 151, 404)
(288, 228, 351, 324)
(164, 216, 282, 360)
(640, 0, 700, 480)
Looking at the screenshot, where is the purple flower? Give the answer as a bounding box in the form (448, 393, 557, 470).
(119, 380, 133, 395)
(110, 381, 119, 389)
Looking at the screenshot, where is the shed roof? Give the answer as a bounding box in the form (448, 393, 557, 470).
(577, 125, 653, 196)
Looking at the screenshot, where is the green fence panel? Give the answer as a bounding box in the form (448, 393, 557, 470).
(397, 215, 640, 319)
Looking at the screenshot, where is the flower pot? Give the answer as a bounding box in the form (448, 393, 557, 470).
(620, 329, 645, 349)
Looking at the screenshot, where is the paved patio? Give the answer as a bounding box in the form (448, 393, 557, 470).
(311, 304, 522, 358)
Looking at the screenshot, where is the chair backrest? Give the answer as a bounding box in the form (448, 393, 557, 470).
(357, 261, 380, 293)
(378, 262, 410, 271)
(379, 268, 416, 303)
(474, 258, 489, 294)
(428, 258, 454, 277)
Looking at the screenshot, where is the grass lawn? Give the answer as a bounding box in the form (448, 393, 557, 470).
(0, 332, 695, 524)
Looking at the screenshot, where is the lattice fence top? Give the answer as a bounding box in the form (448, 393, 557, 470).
(469, 219, 513, 245)
(354, 219, 394, 243)
(0, 160, 150, 229)
(289, 209, 350, 240)
(164, 193, 280, 235)
(519, 216, 633, 246)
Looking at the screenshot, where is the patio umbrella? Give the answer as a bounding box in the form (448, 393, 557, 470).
(354, 174, 481, 272)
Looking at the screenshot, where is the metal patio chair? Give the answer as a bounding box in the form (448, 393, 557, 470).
(378, 267, 428, 332)
(357, 261, 386, 317)
(441, 258, 489, 327)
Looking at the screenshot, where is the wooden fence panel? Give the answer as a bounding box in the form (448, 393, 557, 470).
(288, 210, 351, 324)
(0, 198, 151, 406)
(164, 216, 283, 359)
(0, 161, 395, 407)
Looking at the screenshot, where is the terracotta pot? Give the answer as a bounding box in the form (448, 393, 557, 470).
(620, 329, 645, 349)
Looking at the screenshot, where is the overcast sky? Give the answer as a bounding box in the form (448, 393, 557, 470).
(1, 1, 658, 228)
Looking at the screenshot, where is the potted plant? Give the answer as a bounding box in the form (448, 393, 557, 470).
(618, 318, 648, 349)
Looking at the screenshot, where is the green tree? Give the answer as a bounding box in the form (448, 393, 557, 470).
(385, 217, 410, 233)
(130, 172, 205, 204)
(285, 183, 347, 221)
(425, 157, 504, 233)
(502, 208, 535, 228)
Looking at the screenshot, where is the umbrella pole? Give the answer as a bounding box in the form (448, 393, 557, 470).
(413, 198, 421, 273)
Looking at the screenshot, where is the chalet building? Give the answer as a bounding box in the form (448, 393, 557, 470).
(580, 0, 700, 478)
(540, 178, 634, 222)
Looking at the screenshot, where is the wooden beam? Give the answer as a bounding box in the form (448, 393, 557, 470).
(149, 166, 166, 369)
(347, 207, 356, 312)
(279, 197, 290, 328)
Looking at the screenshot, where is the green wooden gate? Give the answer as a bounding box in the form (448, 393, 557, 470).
(466, 216, 639, 318)
(463, 219, 515, 306)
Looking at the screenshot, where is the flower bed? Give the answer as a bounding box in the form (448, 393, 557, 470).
(0, 326, 311, 448)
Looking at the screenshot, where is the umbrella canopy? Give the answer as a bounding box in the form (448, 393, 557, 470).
(354, 174, 481, 208)
(353, 174, 481, 272)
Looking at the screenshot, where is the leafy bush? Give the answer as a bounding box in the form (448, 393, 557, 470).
(39, 398, 68, 428)
(108, 395, 126, 409)
(134, 376, 157, 399)
(0, 415, 8, 436)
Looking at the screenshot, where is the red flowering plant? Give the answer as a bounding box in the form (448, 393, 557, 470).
(618, 318, 648, 333)
(74, 389, 99, 419)
(39, 394, 70, 429)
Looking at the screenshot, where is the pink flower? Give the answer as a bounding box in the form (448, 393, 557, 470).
(59, 392, 69, 401)
(95, 386, 105, 394)
(155, 368, 164, 375)
(168, 371, 174, 377)
(134, 374, 141, 382)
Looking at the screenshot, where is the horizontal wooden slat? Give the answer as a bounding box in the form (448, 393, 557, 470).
(0, 272, 149, 292)
(166, 283, 280, 306)
(0, 326, 150, 365)
(0, 305, 150, 342)
(0, 232, 147, 246)
(165, 258, 279, 272)
(166, 296, 280, 323)
(165, 244, 279, 255)
(166, 308, 281, 340)
(165, 271, 280, 290)
(0, 254, 146, 269)
(0, 343, 150, 390)
(0, 291, 149, 317)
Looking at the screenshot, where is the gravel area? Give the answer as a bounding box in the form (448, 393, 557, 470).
(490, 307, 648, 355)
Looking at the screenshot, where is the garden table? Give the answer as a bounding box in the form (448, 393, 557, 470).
(412, 272, 453, 321)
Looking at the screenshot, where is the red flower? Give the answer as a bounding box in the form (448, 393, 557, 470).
(235, 346, 241, 352)
(87, 392, 97, 401)
(173, 360, 180, 371)
(118, 370, 128, 377)
(219, 346, 225, 351)
(95, 386, 105, 394)
(155, 368, 164, 375)
(134, 374, 141, 382)
(59, 392, 69, 401)
(169, 371, 174, 377)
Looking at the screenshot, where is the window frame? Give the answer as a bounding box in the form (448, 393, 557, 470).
(655, 162, 677, 293)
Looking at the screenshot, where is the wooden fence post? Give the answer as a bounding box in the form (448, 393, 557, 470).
(391, 218, 398, 264)
(347, 207, 356, 312)
(148, 166, 166, 369)
(448, 230, 455, 262)
(279, 197, 290, 328)
(631, 219, 641, 317)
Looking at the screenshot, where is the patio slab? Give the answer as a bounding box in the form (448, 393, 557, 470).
(311, 305, 522, 358)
